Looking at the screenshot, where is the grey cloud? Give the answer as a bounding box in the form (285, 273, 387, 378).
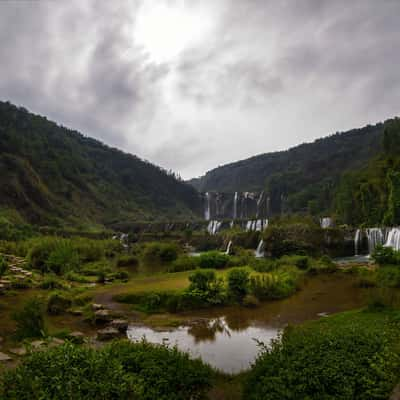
(0, 0, 399, 178)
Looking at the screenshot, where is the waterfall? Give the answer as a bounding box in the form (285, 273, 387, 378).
(245, 219, 269, 232)
(366, 228, 385, 254)
(255, 239, 265, 258)
(354, 229, 361, 256)
(207, 220, 222, 235)
(225, 240, 233, 255)
(256, 191, 264, 218)
(385, 228, 400, 251)
(204, 192, 211, 221)
(320, 217, 332, 229)
(233, 192, 238, 220)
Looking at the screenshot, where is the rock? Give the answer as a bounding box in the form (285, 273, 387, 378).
(69, 308, 83, 316)
(390, 384, 400, 400)
(97, 327, 120, 341)
(48, 338, 65, 347)
(91, 303, 104, 311)
(110, 319, 129, 332)
(94, 309, 112, 323)
(0, 352, 12, 362)
(9, 347, 27, 356)
(68, 331, 85, 344)
(30, 340, 45, 349)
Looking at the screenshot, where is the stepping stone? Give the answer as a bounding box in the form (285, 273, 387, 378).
(30, 340, 45, 348)
(69, 308, 83, 316)
(0, 352, 12, 362)
(68, 331, 85, 344)
(97, 327, 120, 341)
(110, 319, 129, 332)
(9, 347, 27, 356)
(94, 309, 112, 323)
(91, 303, 104, 311)
(48, 338, 65, 347)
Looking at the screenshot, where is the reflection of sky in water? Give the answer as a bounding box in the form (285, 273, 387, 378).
(127, 318, 279, 373)
(127, 274, 371, 373)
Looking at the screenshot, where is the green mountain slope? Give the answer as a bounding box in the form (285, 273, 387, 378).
(0, 101, 202, 227)
(189, 121, 387, 216)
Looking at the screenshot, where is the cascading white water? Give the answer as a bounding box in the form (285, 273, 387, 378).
(255, 239, 265, 258)
(354, 229, 361, 256)
(245, 219, 269, 232)
(207, 220, 222, 235)
(225, 240, 233, 255)
(320, 217, 332, 229)
(385, 228, 400, 251)
(366, 228, 385, 254)
(256, 191, 264, 218)
(204, 192, 211, 221)
(233, 192, 238, 220)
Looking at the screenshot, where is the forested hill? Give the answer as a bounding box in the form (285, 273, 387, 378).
(189, 121, 386, 216)
(0, 101, 202, 227)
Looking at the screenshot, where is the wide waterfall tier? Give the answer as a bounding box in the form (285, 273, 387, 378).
(354, 227, 392, 255)
(206, 219, 269, 235)
(202, 191, 270, 221)
(385, 228, 400, 251)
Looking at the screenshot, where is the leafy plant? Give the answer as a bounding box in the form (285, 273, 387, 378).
(13, 297, 46, 340)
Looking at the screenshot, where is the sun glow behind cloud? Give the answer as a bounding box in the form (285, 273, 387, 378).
(134, 0, 215, 63)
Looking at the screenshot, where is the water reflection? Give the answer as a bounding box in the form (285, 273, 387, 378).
(127, 274, 370, 373)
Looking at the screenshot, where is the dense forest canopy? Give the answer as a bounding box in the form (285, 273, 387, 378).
(0, 101, 202, 227)
(190, 119, 400, 223)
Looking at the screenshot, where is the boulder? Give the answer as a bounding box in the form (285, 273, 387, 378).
(94, 309, 112, 323)
(110, 319, 129, 332)
(0, 352, 12, 362)
(97, 327, 120, 341)
(91, 303, 104, 311)
(9, 347, 27, 356)
(68, 331, 85, 344)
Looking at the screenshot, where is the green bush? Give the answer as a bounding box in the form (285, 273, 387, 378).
(39, 275, 70, 290)
(249, 268, 301, 300)
(0, 343, 139, 400)
(244, 311, 400, 400)
(47, 291, 72, 315)
(227, 268, 250, 301)
(13, 297, 46, 340)
(0, 340, 214, 400)
(198, 251, 229, 269)
(372, 245, 399, 265)
(0, 254, 8, 277)
(168, 255, 199, 272)
(46, 241, 80, 275)
(106, 340, 213, 400)
(116, 254, 139, 268)
(143, 242, 179, 265)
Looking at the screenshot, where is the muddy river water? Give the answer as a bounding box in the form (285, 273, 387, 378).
(127, 274, 371, 373)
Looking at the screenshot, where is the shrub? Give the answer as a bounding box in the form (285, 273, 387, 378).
(39, 275, 70, 290)
(198, 251, 229, 269)
(243, 294, 260, 308)
(372, 245, 399, 265)
(189, 269, 217, 292)
(116, 254, 139, 268)
(227, 268, 250, 301)
(47, 291, 72, 315)
(64, 271, 91, 283)
(0, 254, 8, 277)
(168, 256, 199, 272)
(143, 242, 179, 265)
(249, 268, 301, 300)
(13, 297, 46, 340)
(244, 312, 400, 400)
(106, 340, 213, 400)
(45, 241, 80, 275)
(0, 343, 139, 400)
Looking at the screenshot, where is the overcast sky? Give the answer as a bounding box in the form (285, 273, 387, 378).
(0, 0, 399, 178)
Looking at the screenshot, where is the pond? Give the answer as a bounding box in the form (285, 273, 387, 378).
(127, 273, 371, 373)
